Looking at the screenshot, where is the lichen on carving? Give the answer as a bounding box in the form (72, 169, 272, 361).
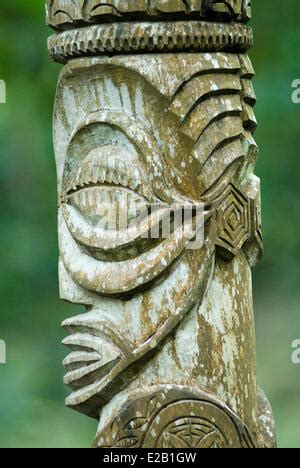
(47, 0, 276, 448)
(46, 0, 251, 29)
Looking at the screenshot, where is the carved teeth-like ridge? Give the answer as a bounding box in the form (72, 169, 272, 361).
(69, 186, 150, 230)
(65, 144, 154, 202)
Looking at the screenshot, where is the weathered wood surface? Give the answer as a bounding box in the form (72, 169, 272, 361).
(46, 0, 252, 28)
(47, 0, 276, 448)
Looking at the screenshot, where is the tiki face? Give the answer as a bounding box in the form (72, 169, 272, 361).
(48, 0, 275, 449)
(54, 56, 224, 419)
(54, 52, 259, 300)
(55, 56, 215, 300)
(52, 52, 262, 418)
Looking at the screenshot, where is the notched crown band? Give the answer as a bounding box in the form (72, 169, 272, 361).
(46, 1, 252, 30)
(46, 1, 253, 64)
(48, 21, 253, 63)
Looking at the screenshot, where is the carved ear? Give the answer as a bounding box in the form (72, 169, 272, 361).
(169, 53, 250, 197)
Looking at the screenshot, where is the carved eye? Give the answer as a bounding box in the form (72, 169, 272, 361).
(70, 187, 149, 230)
(61, 139, 172, 260)
(65, 144, 152, 229)
(88, 1, 122, 18)
(50, 0, 82, 26)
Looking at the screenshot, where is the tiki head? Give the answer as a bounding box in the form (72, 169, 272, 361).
(47, 0, 275, 448)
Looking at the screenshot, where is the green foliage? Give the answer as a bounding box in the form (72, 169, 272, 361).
(0, 0, 299, 448)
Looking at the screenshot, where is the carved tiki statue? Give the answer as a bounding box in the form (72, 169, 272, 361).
(46, 0, 276, 448)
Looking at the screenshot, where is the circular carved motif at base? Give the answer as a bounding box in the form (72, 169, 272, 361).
(94, 385, 256, 448)
(158, 416, 227, 448)
(144, 400, 240, 448)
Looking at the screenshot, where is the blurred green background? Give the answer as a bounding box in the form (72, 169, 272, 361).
(0, 0, 299, 448)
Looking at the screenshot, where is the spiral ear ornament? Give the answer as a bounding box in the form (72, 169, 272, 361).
(47, 0, 276, 448)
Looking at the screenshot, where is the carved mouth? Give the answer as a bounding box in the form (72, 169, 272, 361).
(60, 144, 209, 294)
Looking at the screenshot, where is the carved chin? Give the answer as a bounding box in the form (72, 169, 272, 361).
(59, 208, 203, 295)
